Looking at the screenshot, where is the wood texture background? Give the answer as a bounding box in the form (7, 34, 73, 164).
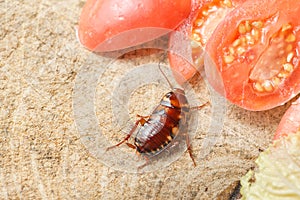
(0, 0, 291, 199)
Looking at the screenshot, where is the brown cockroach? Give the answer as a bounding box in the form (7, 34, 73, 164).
(107, 63, 206, 167)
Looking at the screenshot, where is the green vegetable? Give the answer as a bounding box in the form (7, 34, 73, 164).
(241, 131, 300, 200)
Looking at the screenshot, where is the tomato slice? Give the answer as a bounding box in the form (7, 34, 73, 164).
(274, 96, 300, 140)
(205, 0, 300, 110)
(168, 0, 246, 84)
(78, 0, 191, 52)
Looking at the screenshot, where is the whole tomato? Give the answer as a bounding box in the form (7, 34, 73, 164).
(78, 0, 191, 52)
(274, 96, 300, 140)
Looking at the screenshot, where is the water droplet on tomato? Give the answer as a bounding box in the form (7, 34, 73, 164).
(118, 15, 125, 21)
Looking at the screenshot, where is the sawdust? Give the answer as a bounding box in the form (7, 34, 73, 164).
(0, 0, 290, 199)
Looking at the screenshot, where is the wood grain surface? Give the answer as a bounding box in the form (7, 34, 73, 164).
(0, 0, 290, 199)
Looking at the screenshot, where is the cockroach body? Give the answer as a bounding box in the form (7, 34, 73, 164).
(134, 88, 190, 156)
(107, 65, 202, 167)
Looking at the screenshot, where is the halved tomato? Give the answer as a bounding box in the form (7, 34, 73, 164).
(78, 0, 191, 52)
(205, 0, 300, 110)
(168, 0, 246, 84)
(274, 96, 300, 140)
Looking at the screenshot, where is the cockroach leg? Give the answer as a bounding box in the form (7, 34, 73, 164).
(190, 101, 209, 111)
(126, 143, 136, 149)
(185, 101, 209, 166)
(136, 114, 150, 126)
(106, 115, 151, 152)
(106, 118, 142, 151)
(137, 156, 150, 170)
(185, 132, 196, 167)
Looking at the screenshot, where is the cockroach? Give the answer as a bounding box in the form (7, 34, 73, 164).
(107, 63, 206, 167)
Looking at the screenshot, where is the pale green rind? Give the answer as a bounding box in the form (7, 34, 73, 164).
(241, 131, 300, 200)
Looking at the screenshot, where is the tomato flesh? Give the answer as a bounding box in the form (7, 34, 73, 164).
(169, 0, 245, 84)
(191, 0, 236, 46)
(205, 0, 300, 110)
(78, 0, 191, 52)
(274, 96, 300, 140)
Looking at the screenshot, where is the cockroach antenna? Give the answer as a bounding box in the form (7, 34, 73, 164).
(158, 62, 174, 89)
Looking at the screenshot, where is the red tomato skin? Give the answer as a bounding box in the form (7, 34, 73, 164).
(168, 1, 203, 84)
(168, 0, 247, 84)
(78, 0, 191, 52)
(205, 0, 300, 111)
(274, 97, 300, 140)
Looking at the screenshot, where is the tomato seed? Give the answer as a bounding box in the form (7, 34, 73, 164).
(224, 55, 235, 64)
(281, 23, 292, 32)
(245, 21, 252, 32)
(221, 0, 232, 8)
(232, 38, 241, 47)
(272, 77, 281, 87)
(251, 29, 260, 40)
(238, 24, 246, 34)
(278, 72, 289, 78)
(229, 47, 235, 55)
(253, 82, 264, 92)
(287, 52, 294, 62)
(193, 28, 202, 34)
(285, 33, 296, 42)
(202, 10, 209, 16)
(262, 80, 274, 92)
(240, 37, 247, 46)
(194, 19, 204, 27)
(192, 33, 201, 42)
(246, 35, 255, 45)
(251, 21, 263, 29)
(283, 63, 294, 72)
(237, 47, 246, 55)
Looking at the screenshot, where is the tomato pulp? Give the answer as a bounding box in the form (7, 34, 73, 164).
(205, 0, 300, 110)
(274, 96, 300, 140)
(78, 0, 191, 52)
(168, 0, 246, 84)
